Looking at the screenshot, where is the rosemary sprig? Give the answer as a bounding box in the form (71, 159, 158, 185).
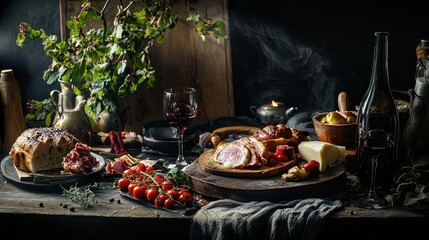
(61, 184, 98, 209)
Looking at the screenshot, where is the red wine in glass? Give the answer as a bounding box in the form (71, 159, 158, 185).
(165, 103, 197, 134)
(357, 129, 395, 209)
(163, 87, 197, 168)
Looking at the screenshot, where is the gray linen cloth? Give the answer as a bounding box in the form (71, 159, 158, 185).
(190, 198, 343, 240)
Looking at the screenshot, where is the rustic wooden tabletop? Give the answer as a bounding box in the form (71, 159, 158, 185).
(1, 152, 428, 239)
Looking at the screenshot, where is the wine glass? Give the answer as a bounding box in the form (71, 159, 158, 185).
(163, 87, 197, 168)
(356, 129, 394, 209)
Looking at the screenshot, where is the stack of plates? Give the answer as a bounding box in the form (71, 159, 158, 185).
(142, 120, 196, 154)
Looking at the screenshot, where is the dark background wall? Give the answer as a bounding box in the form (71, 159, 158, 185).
(1, 0, 428, 120)
(229, 1, 428, 116)
(0, 0, 61, 105)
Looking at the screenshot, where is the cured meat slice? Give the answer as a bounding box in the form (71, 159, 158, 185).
(213, 141, 250, 168)
(249, 137, 269, 165)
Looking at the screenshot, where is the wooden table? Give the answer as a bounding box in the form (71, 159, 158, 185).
(0, 153, 427, 239)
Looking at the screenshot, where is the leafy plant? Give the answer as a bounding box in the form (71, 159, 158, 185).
(387, 156, 429, 207)
(25, 98, 56, 127)
(16, 0, 227, 124)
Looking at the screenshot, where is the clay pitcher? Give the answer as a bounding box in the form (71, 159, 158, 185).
(50, 81, 92, 143)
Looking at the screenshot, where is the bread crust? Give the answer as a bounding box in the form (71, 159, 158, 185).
(9, 127, 80, 173)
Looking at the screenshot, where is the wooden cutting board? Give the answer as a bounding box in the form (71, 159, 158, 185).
(198, 149, 296, 178)
(183, 153, 347, 202)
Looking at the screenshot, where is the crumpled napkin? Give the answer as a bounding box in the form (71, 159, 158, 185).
(190, 198, 343, 240)
(197, 132, 213, 148)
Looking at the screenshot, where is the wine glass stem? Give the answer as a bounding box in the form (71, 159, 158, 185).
(368, 157, 379, 199)
(176, 130, 186, 165)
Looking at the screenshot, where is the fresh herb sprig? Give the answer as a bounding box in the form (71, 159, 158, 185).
(61, 184, 98, 209)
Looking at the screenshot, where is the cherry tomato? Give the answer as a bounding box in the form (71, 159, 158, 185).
(146, 188, 159, 202)
(154, 194, 169, 207)
(179, 192, 192, 204)
(135, 163, 146, 173)
(128, 183, 139, 196)
(161, 180, 174, 191)
(145, 165, 155, 173)
(164, 198, 175, 209)
(178, 188, 189, 195)
(133, 185, 147, 199)
(167, 189, 180, 200)
(303, 160, 320, 172)
(117, 178, 131, 191)
(123, 168, 136, 177)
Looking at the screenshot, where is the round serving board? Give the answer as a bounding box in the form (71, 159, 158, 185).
(198, 149, 296, 178)
(183, 152, 347, 202)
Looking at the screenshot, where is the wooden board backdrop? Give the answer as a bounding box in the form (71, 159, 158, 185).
(60, 0, 234, 132)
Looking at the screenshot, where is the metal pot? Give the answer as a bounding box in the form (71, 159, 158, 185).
(250, 101, 298, 125)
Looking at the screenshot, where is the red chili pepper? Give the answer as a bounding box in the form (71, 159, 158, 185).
(109, 131, 128, 155)
(303, 160, 320, 172)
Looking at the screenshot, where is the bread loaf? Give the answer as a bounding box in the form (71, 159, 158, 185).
(9, 127, 80, 173)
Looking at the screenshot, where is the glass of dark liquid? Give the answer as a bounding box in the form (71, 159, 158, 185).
(357, 129, 394, 209)
(163, 87, 197, 168)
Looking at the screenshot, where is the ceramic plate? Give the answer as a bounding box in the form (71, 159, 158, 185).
(0, 152, 106, 187)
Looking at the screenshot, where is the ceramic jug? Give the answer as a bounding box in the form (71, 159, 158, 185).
(50, 81, 92, 143)
(402, 39, 429, 166)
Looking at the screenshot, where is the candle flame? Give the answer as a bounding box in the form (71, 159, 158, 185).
(271, 100, 279, 107)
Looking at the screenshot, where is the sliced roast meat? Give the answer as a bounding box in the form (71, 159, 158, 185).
(213, 141, 250, 168)
(249, 137, 269, 165)
(237, 137, 260, 167)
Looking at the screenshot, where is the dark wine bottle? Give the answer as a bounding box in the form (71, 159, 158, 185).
(356, 32, 400, 192)
(402, 39, 429, 166)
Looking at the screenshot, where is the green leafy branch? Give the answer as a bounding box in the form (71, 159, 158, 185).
(387, 156, 429, 207)
(16, 0, 227, 122)
(25, 98, 56, 126)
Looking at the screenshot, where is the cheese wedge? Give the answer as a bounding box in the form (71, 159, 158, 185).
(297, 141, 346, 172)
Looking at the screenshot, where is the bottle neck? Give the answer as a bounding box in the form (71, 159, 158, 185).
(370, 32, 390, 91)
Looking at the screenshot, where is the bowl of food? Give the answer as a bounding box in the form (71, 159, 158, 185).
(312, 111, 357, 147)
(312, 92, 357, 147)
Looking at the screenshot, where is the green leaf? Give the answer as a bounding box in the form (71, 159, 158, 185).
(71, 56, 87, 82)
(46, 70, 60, 84)
(67, 17, 81, 37)
(115, 23, 124, 39)
(88, 7, 101, 20)
(165, 167, 187, 185)
(117, 60, 127, 75)
(413, 156, 429, 170)
(28, 27, 43, 39)
(396, 182, 416, 192)
(45, 112, 52, 127)
(16, 32, 26, 47)
(404, 192, 419, 206)
(211, 20, 224, 28)
(42, 35, 57, 50)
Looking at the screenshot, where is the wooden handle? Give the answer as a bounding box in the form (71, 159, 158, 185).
(338, 91, 349, 112)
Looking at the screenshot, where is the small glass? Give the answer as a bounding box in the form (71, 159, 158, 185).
(163, 87, 197, 168)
